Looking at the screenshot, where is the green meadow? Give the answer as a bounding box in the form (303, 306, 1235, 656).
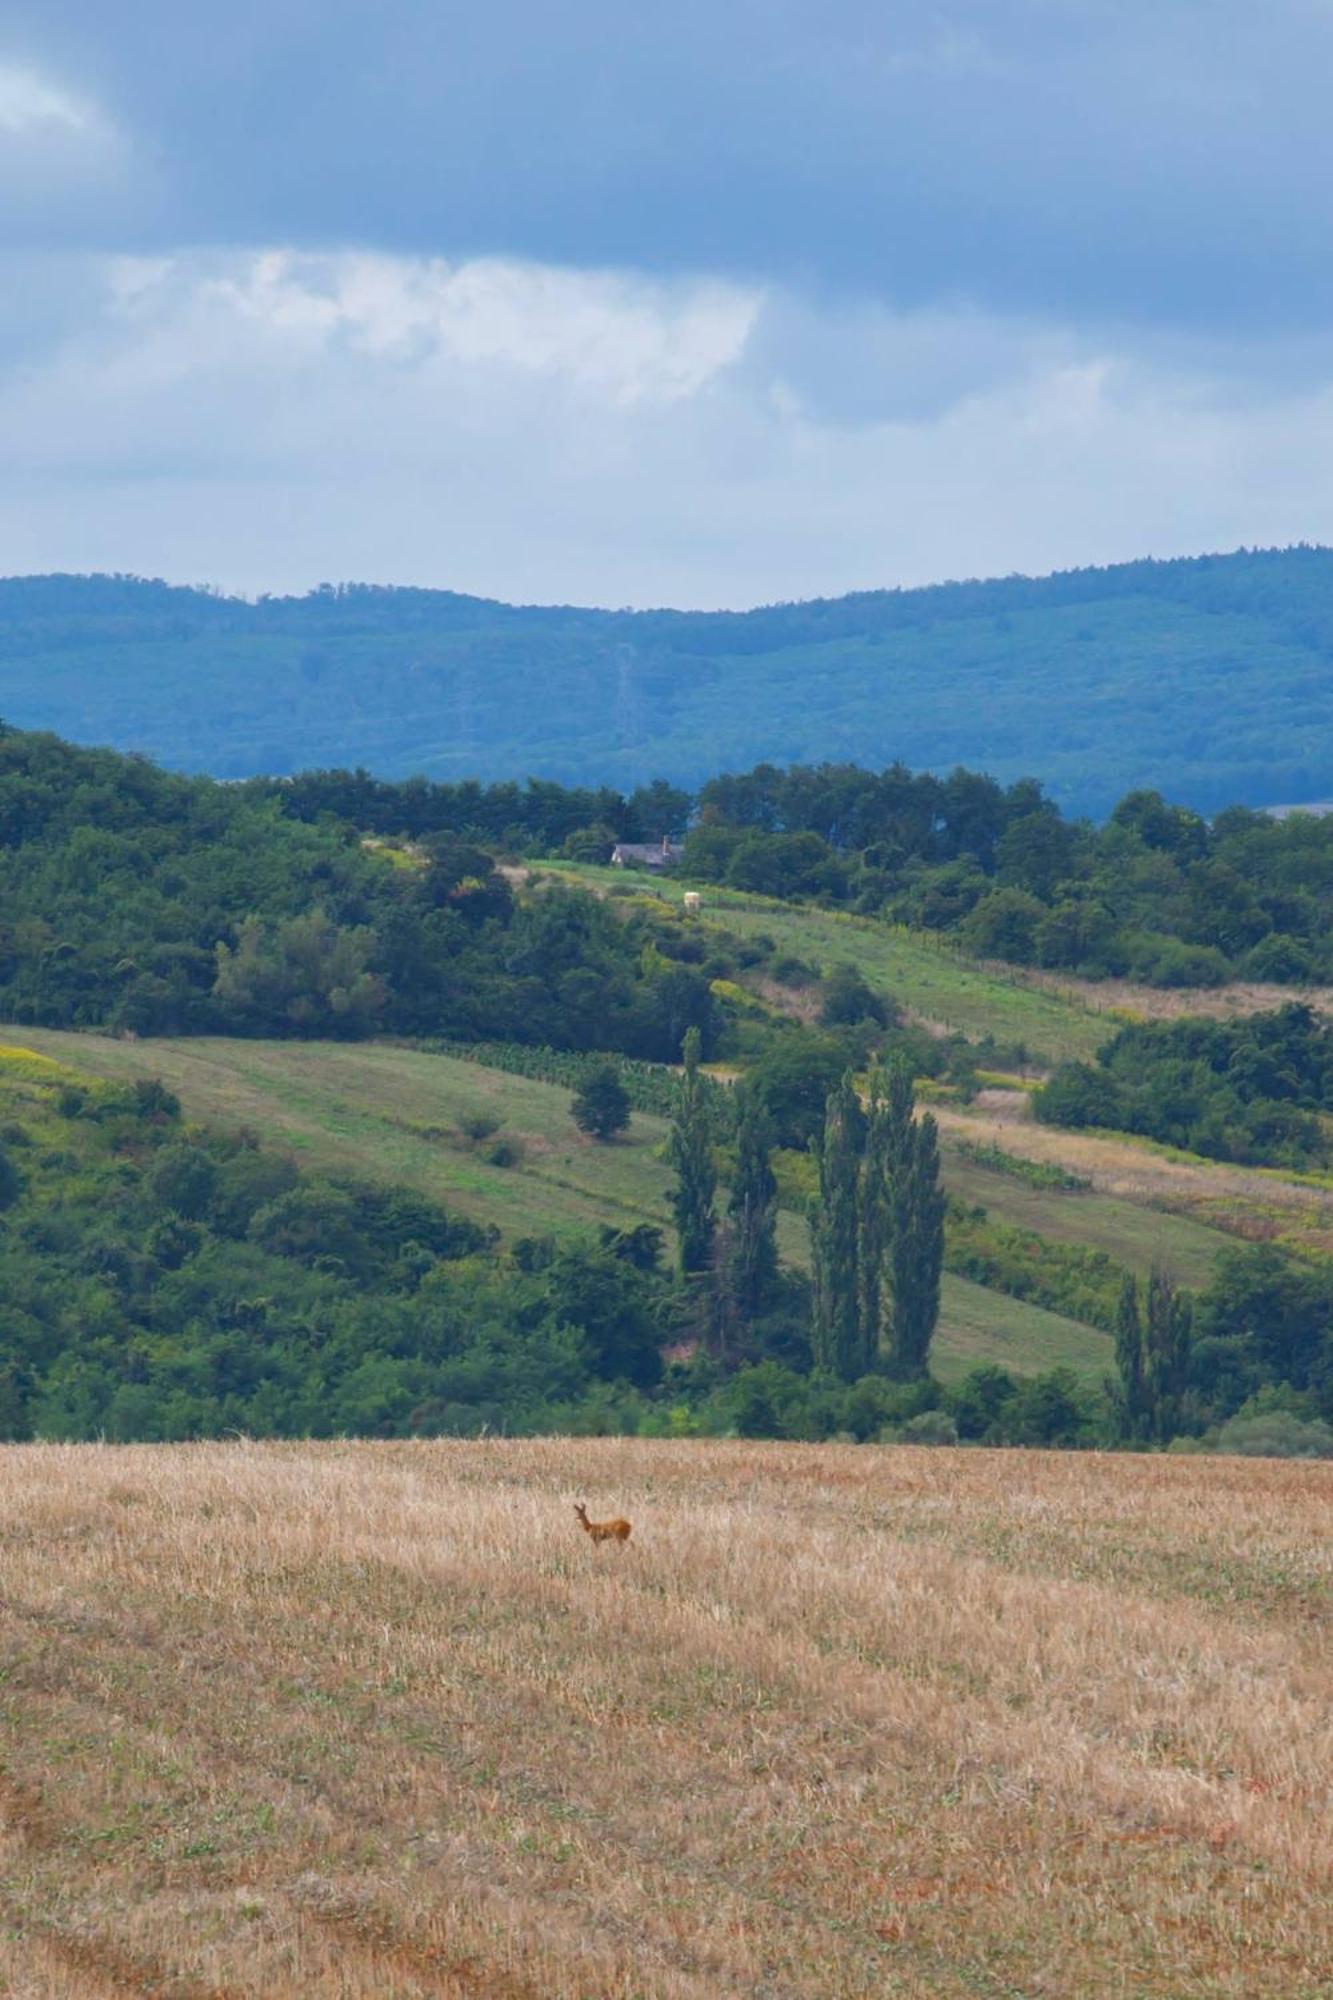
(4, 1028, 1122, 1383)
(541, 862, 1110, 1064)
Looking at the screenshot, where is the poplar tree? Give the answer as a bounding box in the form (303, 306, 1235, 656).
(886, 1105, 945, 1379)
(809, 1057, 944, 1383)
(1145, 1268, 1192, 1440)
(810, 1073, 864, 1378)
(857, 1065, 892, 1364)
(669, 1027, 716, 1277)
(1113, 1274, 1149, 1441)
(728, 1086, 778, 1317)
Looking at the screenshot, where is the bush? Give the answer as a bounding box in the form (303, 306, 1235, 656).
(820, 964, 889, 1028)
(894, 1408, 959, 1446)
(771, 955, 818, 988)
(1242, 933, 1317, 983)
(571, 1065, 632, 1142)
(146, 1144, 218, 1221)
(960, 888, 1046, 964)
(948, 1364, 1020, 1441)
(458, 1110, 503, 1147)
(1124, 934, 1229, 988)
(128, 1077, 181, 1121)
(1213, 1410, 1333, 1458)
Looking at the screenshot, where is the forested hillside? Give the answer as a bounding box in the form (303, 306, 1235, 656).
(8, 545, 1333, 812)
(3, 719, 1333, 1456)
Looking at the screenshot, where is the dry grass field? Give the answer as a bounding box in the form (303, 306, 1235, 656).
(934, 1093, 1333, 1257)
(1014, 969, 1333, 1027)
(0, 1441, 1327, 1998)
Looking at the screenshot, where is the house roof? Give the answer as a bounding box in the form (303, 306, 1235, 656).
(611, 840, 684, 863)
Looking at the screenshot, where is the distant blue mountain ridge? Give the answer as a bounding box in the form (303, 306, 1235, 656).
(3, 545, 1332, 817)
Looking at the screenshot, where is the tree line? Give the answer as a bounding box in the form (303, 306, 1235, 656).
(269, 752, 1333, 990)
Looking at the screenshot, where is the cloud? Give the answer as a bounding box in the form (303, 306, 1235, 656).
(6, 245, 1333, 609)
(0, 62, 97, 134)
(160, 251, 760, 405)
(0, 58, 136, 240)
(14, 1, 1333, 331)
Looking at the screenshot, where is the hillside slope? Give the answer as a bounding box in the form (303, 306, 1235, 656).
(7, 546, 1333, 812)
(2, 1028, 1116, 1384)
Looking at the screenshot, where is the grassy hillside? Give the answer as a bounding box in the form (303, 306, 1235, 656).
(5, 1028, 1125, 1383)
(11, 547, 1333, 812)
(543, 863, 1109, 1065)
(0, 1438, 1326, 1997)
(1, 1032, 673, 1242)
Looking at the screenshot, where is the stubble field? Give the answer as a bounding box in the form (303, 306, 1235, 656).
(0, 1439, 1327, 1998)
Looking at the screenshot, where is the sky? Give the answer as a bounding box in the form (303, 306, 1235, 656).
(4, 1, 1333, 607)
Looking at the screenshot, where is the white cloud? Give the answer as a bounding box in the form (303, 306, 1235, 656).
(105, 250, 759, 406)
(6, 245, 1333, 607)
(0, 61, 135, 243)
(0, 63, 98, 136)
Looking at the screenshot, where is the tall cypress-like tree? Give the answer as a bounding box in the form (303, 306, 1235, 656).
(857, 1065, 892, 1368)
(887, 1107, 945, 1379)
(1113, 1274, 1149, 1441)
(1145, 1268, 1192, 1440)
(810, 1073, 864, 1379)
(728, 1085, 779, 1317)
(809, 1058, 944, 1383)
(669, 1026, 716, 1278)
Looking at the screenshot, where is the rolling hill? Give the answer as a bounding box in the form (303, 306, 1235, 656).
(1, 1027, 1119, 1385)
(7, 545, 1333, 814)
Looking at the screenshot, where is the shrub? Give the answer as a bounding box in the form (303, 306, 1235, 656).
(129, 1077, 181, 1121)
(894, 1408, 959, 1446)
(1213, 1408, 1333, 1458)
(458, 1110, 503, 1147)
(571, 1065, 632, 1142)
(960, 888, 1046, 964)
(771, 955, 818, 988)
(146, 1145, 218, 1221)
(1242, 933, 1317, 983)
(948, 1364, 1020, 1441)
(820, 964, 889, 1028)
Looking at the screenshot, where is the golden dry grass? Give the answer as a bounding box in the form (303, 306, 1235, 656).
(934, 1094, 1333, 1255)
(0, 1442, 1328, 1997)
(1011, 969, 1333, 1027)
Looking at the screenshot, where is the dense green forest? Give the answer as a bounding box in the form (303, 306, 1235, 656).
(678, 765, 1333, 987)
(9, 545, 1333, 813)
(1036, 1006, 1333, 1167)
(0, 728, 716, 1053)
(3, 717, 1333, 1455)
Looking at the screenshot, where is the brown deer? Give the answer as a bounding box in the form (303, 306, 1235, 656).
(574, 1501, 632, 1546)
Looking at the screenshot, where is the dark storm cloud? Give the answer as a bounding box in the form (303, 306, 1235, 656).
(5, 2, 1333, 606)
(7, 0, 1333, 331)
